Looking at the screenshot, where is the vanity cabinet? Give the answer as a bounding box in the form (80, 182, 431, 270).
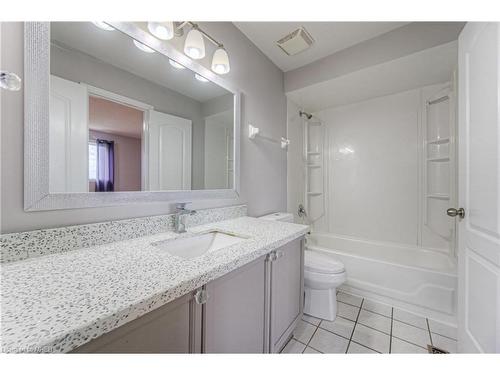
(72, 237, 304, 354)
(268, 237, 305, 353)
(72, 291, 202, 353)
(203, 255, 267, 353)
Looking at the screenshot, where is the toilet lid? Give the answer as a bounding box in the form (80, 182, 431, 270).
(304, 250, 345, 274)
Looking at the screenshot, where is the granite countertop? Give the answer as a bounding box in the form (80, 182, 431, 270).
(1, 216, 308, 353)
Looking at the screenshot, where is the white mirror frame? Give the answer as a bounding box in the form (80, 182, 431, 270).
(24, 22, 241, 211)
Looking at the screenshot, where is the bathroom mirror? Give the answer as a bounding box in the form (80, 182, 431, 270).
(24, 22, 241, 211)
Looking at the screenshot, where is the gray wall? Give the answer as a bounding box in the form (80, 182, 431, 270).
(51, 44, 207, 190)
(0, 22, 287, 233)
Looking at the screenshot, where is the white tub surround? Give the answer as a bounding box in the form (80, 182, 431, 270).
(307, 232, 457, 324)
(0, 217, 308, 353)
(0, 205, 247, 263)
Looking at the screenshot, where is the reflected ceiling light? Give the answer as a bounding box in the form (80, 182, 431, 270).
(195, 74, 209, 83)
(133, 40, 155, 53)
(211, 47, 230, 74)
(92, 22, 114, 31)
(147, 22, 174, 40)
(169, 59, 186, 70)
(184, 27, 205, 59)
(0, 71, 22, 91)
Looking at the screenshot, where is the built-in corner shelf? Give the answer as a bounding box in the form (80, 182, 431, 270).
(307, 192, 323, 197)
(427, 157, 450, 162)
(426, 194, 450, 200)
(307, 164, 321, 169)
(427, 138, 450, 145)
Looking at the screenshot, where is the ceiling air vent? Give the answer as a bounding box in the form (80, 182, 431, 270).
(276, 27, 314, 56)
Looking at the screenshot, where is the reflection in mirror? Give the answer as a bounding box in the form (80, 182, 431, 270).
(49, 22, 235, 193)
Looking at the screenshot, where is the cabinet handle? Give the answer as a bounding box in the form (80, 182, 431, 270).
(267, 250, 284, 262)
(194, 289, 209, 304)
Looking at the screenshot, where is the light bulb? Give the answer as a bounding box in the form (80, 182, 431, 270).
(0, 71, 22, 91)
(195, 74, 209, 83)
(169, 59, 186, 70)
(147, 22, 174, 40)
(133, 40, 155, 53)
(211, 47, 230, 74)
(92, 22, 114, 31)
(184, 28, 205, 60)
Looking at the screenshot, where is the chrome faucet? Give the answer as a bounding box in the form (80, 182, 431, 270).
(174, 202, 197, 233)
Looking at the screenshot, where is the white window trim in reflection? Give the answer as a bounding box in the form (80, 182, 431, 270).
(88, 140, 97, 181)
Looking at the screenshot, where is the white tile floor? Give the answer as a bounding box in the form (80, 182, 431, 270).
(281, 290, 458, 354)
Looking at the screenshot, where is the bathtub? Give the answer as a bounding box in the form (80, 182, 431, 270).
(306, 232, 457, 324)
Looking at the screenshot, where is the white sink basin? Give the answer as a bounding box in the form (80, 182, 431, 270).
(152, 231, 247, 260)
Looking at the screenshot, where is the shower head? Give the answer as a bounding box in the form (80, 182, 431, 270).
(299, 110, 312, 120)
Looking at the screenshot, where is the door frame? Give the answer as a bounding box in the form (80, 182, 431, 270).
(83, 84, 153, 191)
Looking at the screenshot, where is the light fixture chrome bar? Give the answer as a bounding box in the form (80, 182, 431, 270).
(180, 21, 224, 48)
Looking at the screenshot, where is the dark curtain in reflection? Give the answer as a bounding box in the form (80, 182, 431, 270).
(96, 139, 115, 192)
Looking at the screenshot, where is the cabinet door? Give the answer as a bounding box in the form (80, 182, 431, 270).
(269, 237, 304, 353)
(72, 291, 202, 353)
(203, 255, 267, 353)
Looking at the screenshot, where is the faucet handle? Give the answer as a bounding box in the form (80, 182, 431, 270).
(176, 202, 191, 210)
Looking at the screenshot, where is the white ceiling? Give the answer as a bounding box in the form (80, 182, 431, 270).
(286, 41, 457, 113)
(234, 22, 409, 72)
(51, 22, 230, 103)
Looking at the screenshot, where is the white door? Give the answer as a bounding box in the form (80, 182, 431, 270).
(204, 111, 233, 189)
(148, 110, 192, 191)
(49, 75, 88, 192)
(457, 22, 500, 353)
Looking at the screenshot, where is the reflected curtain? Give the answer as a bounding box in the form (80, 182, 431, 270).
(96, 139, 114, 192)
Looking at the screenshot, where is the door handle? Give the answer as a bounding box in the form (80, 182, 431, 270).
(447, 207, 465, 219)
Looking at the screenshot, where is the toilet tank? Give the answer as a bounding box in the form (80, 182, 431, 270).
(258, 212, 294, 223)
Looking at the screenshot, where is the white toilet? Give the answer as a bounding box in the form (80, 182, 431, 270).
(259, 212, 347, 321)
(303, 250, 346, 321)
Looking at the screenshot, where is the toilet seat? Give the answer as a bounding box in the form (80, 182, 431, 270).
(304, 250, 345, 274)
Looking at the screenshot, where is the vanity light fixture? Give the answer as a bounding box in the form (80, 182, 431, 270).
(92, 22, 114, 31)
(0, 71, 22, 91)
(211, 46, 230, 74)
(147, 22, 174, 40)
(169, 59, 186, 69)
(142, 21, 232, 75)
(133, 40, 156, 53)
(195, 74, 209, 83)
(184, 26, 206, 60)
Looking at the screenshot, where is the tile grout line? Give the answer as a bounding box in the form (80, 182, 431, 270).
(349, 339, 381, 353)
(345, 298, 364, 353)
(393, 317, 432, 331)
(301, 319, 322, 353)
(355, 322, 391, 336)
(426, 318, 433, 346)
(391, 334, 432, 351)
(389, 307, 394, 353)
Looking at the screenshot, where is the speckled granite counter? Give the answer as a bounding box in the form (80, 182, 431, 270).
(1, 217, 308, 353)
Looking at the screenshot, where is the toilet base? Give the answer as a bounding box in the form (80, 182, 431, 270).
(304, 286, 338, 321)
